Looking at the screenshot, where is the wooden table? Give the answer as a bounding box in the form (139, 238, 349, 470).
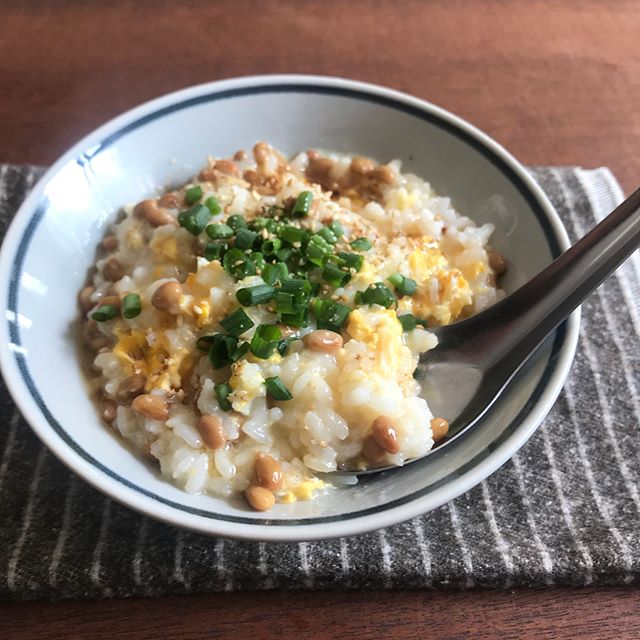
(1, 1, 639, 637)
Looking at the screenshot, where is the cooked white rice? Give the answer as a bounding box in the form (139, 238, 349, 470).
(79, 143, 504, 510)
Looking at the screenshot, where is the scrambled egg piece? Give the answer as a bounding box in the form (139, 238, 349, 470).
(347, 308, 406, 372)
(280, 479, 325, 504)
(405, 238, 474, 325)
(112, 328, 192, 392)
(229, 361, 265, 415)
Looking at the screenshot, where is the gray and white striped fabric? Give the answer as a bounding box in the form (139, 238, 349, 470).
(1, 164, 638, 602)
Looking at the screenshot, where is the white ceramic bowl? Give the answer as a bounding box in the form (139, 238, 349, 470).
(0, 75, 578, 541)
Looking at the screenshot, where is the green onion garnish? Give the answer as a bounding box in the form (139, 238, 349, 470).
(122, 293, 141, 319)
(265, 376, 293, 401)
(336, 252, 364, 272)
(292, 191, 313, 217)
(322, 263, 351, 288)
(280, 225, 307, 245)
(178, 204, 211, 236)
(276, 247, 292, 262)
(250, 324, 282, 359)
(361, 282, 396, 308)
(227, 214, 247, 231)
(354, 291, 364, 305)
(261, 262, 289, 285)
(305, 235, 332, 266)
(350, 237, 373, 252)
(252, 251, 266, 271)
(236, 284, 275, 306)
(280, 278, 312, 300)
(312, 300, 351, 332)
(204, 242, 226, 261)
(388, 272, 417, 296)
(316, 226, 337, 244)
(328, 221, 345, 238)
(214, 382, 233, 412)
(398, 314, 417, 332)
(204, 196, 221, 215)
(196, 335, 215, 352)
(91, 304, 118, 322)
(206, 223, 234, 240)
(279, 309, 308, 328)
(261, 238, 282, 255)
(222, 248, 257, 280)
(275, 291, 296, 314)
(234, 228, 259, 250)
(185, 185, 203, 204)
(249, 216, 269, 230)
(229, 341, 250, 362)
(208, 334, 238, 368)
(277, 336, 299, 356)
(219, 308, 255, 336)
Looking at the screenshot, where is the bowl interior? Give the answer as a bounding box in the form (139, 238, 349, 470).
(0, 78, 569, 538)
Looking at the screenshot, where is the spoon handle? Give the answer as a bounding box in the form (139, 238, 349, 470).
(484, 186, 640, 371)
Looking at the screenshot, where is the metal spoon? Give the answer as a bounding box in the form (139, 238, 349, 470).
(355, 187, 640, 475)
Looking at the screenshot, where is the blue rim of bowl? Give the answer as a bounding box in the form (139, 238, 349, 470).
(7, 82, 565, 526)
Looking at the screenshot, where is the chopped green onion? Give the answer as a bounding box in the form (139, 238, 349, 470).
(236, 284, 275, 306)
(280, 278, 312, 300)
(312, 300, 351, 332)
(219, 308, 255, 336)
(388, 272, 417, 297)
(328, 221, 345, 238)
(350, 237, 373, 252)
(316, 226, 337, 244)
(249, 216, 270, 230)
(261, 238, 282, 255)
(276, 247, 292, 262)
(305, 235, 332, 266)
(234, 228, 258, 250)
(178, 204, 211, 236)
(277, 336, 299, 356)
(196, 335, 215, 352)
(261, 262, 289, 285)
(227, 214, 247, 231)
(252, 251, 266, 271)
(279, 310, 308, 328)
(361, 282, 396, 308)
(228, 341, 250, 362)
(398, 314, 418, 332)
(275, 291, 295, 314)
(185, 185, 203, 204)
(280, 225, 307, 245)
(250, 324, 282, 359)
(214, 383, 233, 411)
(265, 376, 293, 401)
(354, 291, 364, 305)
(91, 304, 118, 322)
(337, 252, 364, 272)
(204, 196, 221, 215)
(122, 293, 141, 319)
(204, 241, 226, 261)
(206, 223, 234, 240)
(223, 248, 256, 280)
(208, 334, 238, 368)
(322, 263, 351, 288)
(401, 278, 417, 296)
(292, 191, 313, 217)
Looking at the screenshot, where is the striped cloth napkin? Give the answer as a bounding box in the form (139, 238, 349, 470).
(0, 164, 638, 602)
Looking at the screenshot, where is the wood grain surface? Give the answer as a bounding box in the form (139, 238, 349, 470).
(2, 588, 640, 640)
(2, 1, 640, 638)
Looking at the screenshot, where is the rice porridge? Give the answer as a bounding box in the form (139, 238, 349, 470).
(78, 143, 506, 511)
